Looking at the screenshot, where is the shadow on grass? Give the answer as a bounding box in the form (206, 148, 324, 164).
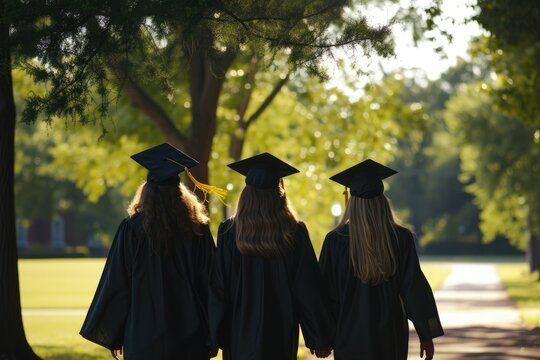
(34, 345, 106, 360)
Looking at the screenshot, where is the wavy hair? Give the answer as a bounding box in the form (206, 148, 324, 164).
(339, 194, 398, 285)
(127, 182, 209, 254)
(233, 185, 299, 257)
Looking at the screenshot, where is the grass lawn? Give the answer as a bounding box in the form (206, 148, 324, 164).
(19, 259, 105, 309)
(20, 258, 451, 359)
(22, 314, 109, 360)
(23, 313, 226, 360)
(496, 263, 540, 327)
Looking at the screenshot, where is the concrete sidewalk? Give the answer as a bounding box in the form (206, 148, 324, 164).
(408, 263, 539, 359)
(304, 263, 540, 359)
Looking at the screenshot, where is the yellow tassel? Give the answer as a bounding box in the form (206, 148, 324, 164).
(183, 166, 229, 206)
(343, 186, 349, 207)
(164, 157, 229, 206)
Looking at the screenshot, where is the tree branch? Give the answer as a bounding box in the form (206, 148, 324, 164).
(254, 31, 389, 49)
(121, 76, 187, 147)
(236, 55, 258, 124)
(245, 72, 290, 127)
(214, 1, 345, 23)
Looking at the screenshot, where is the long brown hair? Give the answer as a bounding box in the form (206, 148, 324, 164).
(340, 194, 398, 285)
(233, 185, 299, 256)
(127, 182, 209, 254)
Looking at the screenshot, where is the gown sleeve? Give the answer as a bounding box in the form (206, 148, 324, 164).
(80, 218, 133, 349)
(292, 223, 335, 350)
(318, 231, 339, 337)
(399, 230, 444, 342)
(195, 225, 216, 347)
(208, 221, 230, 351)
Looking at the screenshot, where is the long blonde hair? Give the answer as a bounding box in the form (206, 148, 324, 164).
(127, 182, 209, 254)
(340, 194, 398, 285)
(233, 185, 299, 256)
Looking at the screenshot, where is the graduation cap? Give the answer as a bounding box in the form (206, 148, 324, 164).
(131, 143, 228, 203)
(330, 159, 398, 200)
(228, 152, 299, 189)
(131, 143, 199, 185)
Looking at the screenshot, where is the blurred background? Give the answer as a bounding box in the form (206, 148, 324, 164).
(4, 0, 539, 358)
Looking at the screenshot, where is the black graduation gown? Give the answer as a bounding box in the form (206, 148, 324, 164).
(80, 213, 215, 360)
(208, 219, 334, 360)
(319, 224, 444, 360)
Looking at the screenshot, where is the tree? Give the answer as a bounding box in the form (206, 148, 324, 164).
(0, 0, 41, 357)
(474, 0, 540, 124)
(3, 1, 441, 355)
(31, 70, 425, 249)
(21, 0, 396, 184)
(386, 60, 488, 251)
(444, 82, 540, 251)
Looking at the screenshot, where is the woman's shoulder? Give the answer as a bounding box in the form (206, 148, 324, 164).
(217, 218, 235, 239)
(393, 224, 414, 238)
(125, 212, 145, 233)
(328, 223, 350, 240)
(219, 217, 234, 229)
(393, 224, 416, 249)
(320, 224, 350, 250)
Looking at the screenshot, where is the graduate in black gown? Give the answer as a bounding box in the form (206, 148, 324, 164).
(320, 159, 444, 360)
(208, 153, 335, 360)
(81, 143, 217, 360)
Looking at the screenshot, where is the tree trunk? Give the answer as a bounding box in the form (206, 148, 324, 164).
(0, 1, 41, 357)
(229, 132, 246, 161)
(186, 32, 236, 185)
(527, 234, 540, 274)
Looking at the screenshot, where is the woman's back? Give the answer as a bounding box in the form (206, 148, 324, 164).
(209, 219, 333, 360)
(320, 223, 427, 359)
(81, 213, 215, 360)
(81, 143, 217, 360)
(324, 159, 444, 360)
(125, 213, 215, 358)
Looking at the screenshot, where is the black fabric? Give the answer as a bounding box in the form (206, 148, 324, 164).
(330, 159, 397, 199)
(349, 176, 384, 199)
(208, 219, 334, 360)
(245, 165, 280, 189)
(227, 152, 299, 189)
(319, 224, 444, 360)
(131, 143, 199, 182)
(146, 174, 181, 187)
(80, 214, 215, 360)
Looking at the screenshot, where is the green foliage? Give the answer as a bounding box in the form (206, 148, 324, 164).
(13, 70, 126, 243)
(445, 83, 540, 249)
(210, 73, 428, 248)
(386, 61, 485, 248)
(9, 0, 441, 251)
(473, 1, 540, 124)
(15, 68, 426, 249)
(9, 0, 395, 124)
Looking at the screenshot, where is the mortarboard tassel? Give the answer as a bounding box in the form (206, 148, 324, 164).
(183, 166, 229, 206)
(343, 186, 349, 207)
(164, 156, 228, 206)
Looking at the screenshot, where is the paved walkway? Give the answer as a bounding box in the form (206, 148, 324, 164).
(304, 263, 540, 359)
